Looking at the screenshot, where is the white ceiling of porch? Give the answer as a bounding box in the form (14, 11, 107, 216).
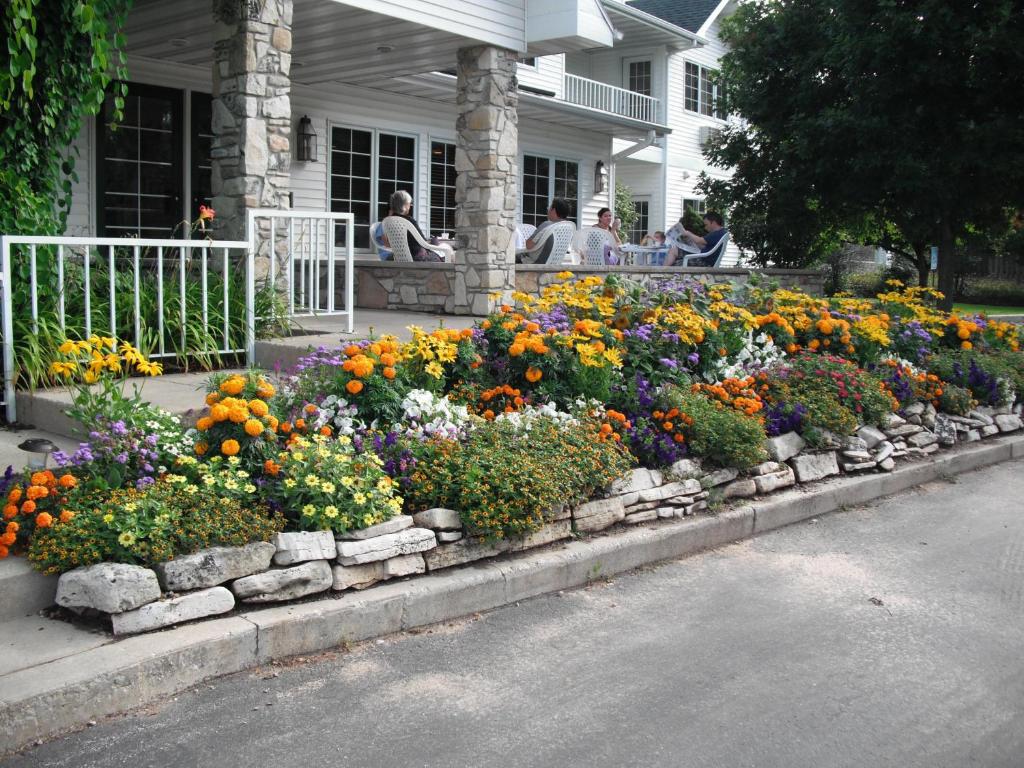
(125, 0, 473, 86)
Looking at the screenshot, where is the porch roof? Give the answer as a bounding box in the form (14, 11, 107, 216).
(601, 0, 706, 51)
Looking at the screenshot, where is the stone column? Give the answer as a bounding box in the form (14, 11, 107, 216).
(453, 46, 519, 316)
(211, 0, 293, 245)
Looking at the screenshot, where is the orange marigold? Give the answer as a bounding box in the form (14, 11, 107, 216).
(194, 441, 209, 456)
(196, 416, 214, 431)
(248, 399, 270, 417)
(58, 474, 78, 489)
(244, 419, 265, 437)
(8, 487, 22, 504)
(205, 392, 221, 406)
(20, 500, 36, 514)
(383, 366, 396, 380)
(525, 366, 543, 383)
(346, 379, 364, 395)
(0, 531, 15, 546)
(219, 376, 245, 395)
(35, 512, 53, 528)
(59, 510, 75, 523)
(210, 403, 230, 422)
(221, 439, 241, 456)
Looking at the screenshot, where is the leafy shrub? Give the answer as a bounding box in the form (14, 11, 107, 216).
(956, 277, 1024, 306)
(662, 387, 768, 469)
(926, 350, 1016, 406)
(937, 383, 976, 416)
(27, 480, 282, 575)
(404, 417, 634, 540)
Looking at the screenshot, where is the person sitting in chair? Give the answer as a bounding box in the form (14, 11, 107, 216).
(516, 198, 571, 264)
(382, 190, 446, 262)
(664, 211, 727, 267)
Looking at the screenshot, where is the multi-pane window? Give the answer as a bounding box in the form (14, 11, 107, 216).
(683, 198, 707, 216)
(627, 60, 652, 97)
(522, 154, 579, 228)
(684, 62, 726, 119)
(429, 141, 457, 236)
(98, 84, 183, 237)
(629, 199, 650, 245)
(329, 128, 415, 250)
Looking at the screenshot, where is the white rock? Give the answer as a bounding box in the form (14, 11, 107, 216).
(878, 457, 896, 471)
(610, 468, 663, 495)
(789, 452, 840, 483)
(623, 509, 659, 525)
(656, 507, 677, 519)
(969, 410, 995, 426)
(981, 425, 1000, 437)
(842, 436, 868, 451)
(885, 424, 923, 438)
(56, 563, 161, 614)
(153, 542, 276, 591)
(886, 413, 906, 428)
(721, 478, 757, 498)
(337, 528, 437, 565)
(637, 479, 703, 504)
(932, 414, 958, 446)
(907, 431, 938, 448)
(412, 508, 462, 531)
(856, 425, 887, 448)
(842, 461, 877, 472)
(966, 429, 981, 442)
(437, 531, 463, 543)
(873, 441, 895, 463)
(751, 461, 783, 476)
(754, 465, 796, 494)
(765, 432, 806, 463)
(232, 560, 333, 602)
(573, 497, 626, 520)
(668, 458, 702, 477)
(995, 414, 1022, 432)
(272, 531, 336, 565)
(382, 553, 426, 578)
(332, 562, 385, 591)
(907, 415, 922, 426)
(111, 587, 234, 636)
(904, 402, 925, 416)
(337, 515, 413, 540)
(841, 450, 872, 461)
(701, 468, 739, 488)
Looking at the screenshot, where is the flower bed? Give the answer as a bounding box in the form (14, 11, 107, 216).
(2, 276, 1022, 634)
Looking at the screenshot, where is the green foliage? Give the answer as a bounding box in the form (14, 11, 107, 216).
(956, 277, 1024, 307)
(937, 383, 975, 417)
(703, 0, 1024, 299)
(663, 387, 767, 469)
(28, 480, 283, 575)
(404, 417, 634, 541)
(614, 181, 638, 239)
(926, 349, 1016, 406)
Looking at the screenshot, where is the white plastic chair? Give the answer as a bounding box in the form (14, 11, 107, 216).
(573, 226, 618, 266)
(380, 216, 452, 263)
(521, 221, 575, 265)
(681, 231, 730, 268)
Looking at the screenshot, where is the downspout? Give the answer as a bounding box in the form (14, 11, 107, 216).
(612, 130, 659, 162)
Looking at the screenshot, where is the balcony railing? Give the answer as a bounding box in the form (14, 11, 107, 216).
(563, 73, 662, 124)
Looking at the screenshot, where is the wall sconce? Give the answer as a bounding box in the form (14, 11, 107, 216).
(296, 115, 317, 162)
(18, 438, 57, 470)
(594, 161, 608, 195)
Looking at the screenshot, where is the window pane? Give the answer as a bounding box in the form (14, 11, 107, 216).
(330, 127, 374, 249)
(553, 160, 578, 222)
(521, 154, 550, 228)
(628, 199, 649, 245)
(684, 62, 699, 113)
(628, 60, 652, 97)
(430, 140, 457, 235)
(700, 68, 715, 117)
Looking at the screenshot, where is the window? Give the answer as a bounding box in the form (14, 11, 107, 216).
(684, 62, 726, 119)
(629, 199, 650, 244)
(520, 57, 537, 68)
(330, 127, 416, 250)
(97, 84, 183, 237)
(190, 92, 214, 221)
(429, 141, 457, 235)
(683, 198, 707, 216)
(627, 60, 652, 97)
(522, 154, 579, 227)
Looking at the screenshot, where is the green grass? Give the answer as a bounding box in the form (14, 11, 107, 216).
(953, 303, 1024, 316)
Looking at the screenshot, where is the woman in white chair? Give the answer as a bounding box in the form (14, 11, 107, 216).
(596, 207, 623, 246)
(383, 190, 449, 262)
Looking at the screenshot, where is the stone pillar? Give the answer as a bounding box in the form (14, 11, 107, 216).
(453, 46, 519, 316)
(211, 0, 293, 244)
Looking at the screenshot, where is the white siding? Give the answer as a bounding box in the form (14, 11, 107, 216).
(65, 119, 94, 236)
(615, 159, 663, 233)
(517, 55, 565, 98)
(346, 0, 526, 52)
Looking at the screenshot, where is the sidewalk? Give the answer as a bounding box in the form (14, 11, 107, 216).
(2, 434, 1022, 756)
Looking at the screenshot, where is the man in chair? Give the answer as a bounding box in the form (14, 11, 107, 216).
(664, 211, 728, 267)
(516, 198, 571, 264)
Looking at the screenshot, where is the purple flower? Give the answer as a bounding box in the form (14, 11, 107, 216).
(659, 358, 678, 369)
(687, 353, 700, 365)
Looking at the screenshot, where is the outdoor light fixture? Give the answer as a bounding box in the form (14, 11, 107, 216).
(296, 115, 317, 162)
(18, 438, 57, 470)
(594, 160, 608, 195)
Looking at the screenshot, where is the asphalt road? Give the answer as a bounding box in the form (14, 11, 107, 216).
(5, 459, 1024, 768)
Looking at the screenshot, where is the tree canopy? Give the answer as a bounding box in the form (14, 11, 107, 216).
(699, 0, 1024, 306)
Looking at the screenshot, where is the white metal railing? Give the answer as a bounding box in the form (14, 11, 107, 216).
(563, 73, 662, 124)
(247, 209, 354, 336)
(0, 234, 253, 422)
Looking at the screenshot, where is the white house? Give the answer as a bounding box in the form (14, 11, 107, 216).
(60, 0, 741, 315)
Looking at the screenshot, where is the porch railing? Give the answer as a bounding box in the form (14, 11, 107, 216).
(562, 73, 662, 124)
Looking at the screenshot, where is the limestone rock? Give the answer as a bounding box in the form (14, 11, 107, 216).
(907, 431, 938, 448)
(966, 429, 981, 442)
(766, 432, 806, 463)
(684, 501, 708, 515)
(510, 520, 572, 551)
(981, 425, 1000, 437)
(885, 424, 923, 438)
(873, 441, 895, 463)
(904, 402, 925, 417)
(336, 515, 413, 541)
(751, 461, 784, 476)
(610, 468, 663, 496)
(721, 478, 757, 499)
(878, 457, 896, 471)
(701, 468, 739, 488)
(969, 409, 995, 426)
(637, 479, 702, 504)
(841, 436, 868, 452)
(885, 413, 906, 429)
(232, 560, 333, 603)
(272, 531, 336, 565)
(995, 414, 1022, 432)
(153, 542, 275, 591)
(337, 528, 437, 565)
(933, 414, 958, 446)
(56, 563, 161, 614)
(382, 553, 426, 579)
(842, 460, 877, 472)
(668, 459, 702, 478)
(111, 587, 234, 636)
(789, 452, 840, 483)
(623, 509, 659, 525)
(841, 449, 872, 461)
(437, 531, 463, 543)
(857, 425, 887, 449)
(424, 537, 510, 571)
(574, 497, 625, 521)
(332, 561, 385, 590)
(412, 508, 463, 531)
(754, 465, 796, 494)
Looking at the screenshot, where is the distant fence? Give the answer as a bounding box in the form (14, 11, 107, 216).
(982, 255, 1024, 282)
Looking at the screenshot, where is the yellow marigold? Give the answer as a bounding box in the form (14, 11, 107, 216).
(219, 376, 245, 396)
(228, 406, 249, 424)
(210, 403, 230, 422)
(244, 419, 265, 437)
(248, 399, 270, 417)
(220, 439, 241, 457)
(206, 392, 221, 406)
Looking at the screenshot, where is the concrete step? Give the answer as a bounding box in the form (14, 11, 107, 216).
(0, 557, 59, 621)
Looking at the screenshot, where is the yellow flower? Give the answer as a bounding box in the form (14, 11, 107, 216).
(340, 477, 355, 488)
(425, 361, 445, 379)
(301, 504, 316, 517)
(321, 481, 336, 494)
(102, 513, 114, 524)
(304, 474, 321, 488)
(353, 492, 367, 504)
(602, 347, 624, 368)
(324, 505, 339, 519)
(49, 361, 77, 378)
(283, 478, 297, 488)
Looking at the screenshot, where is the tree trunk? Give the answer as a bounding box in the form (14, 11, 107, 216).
(913, 244, 930, 287)
(936, 218, 957, 311)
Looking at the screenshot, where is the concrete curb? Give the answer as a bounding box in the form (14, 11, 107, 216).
(2, 434, 1022, 755)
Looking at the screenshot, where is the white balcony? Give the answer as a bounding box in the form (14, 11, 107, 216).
(563, 73, 662, 124)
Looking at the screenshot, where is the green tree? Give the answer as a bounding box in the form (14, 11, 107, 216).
(614, 181, 639, 240)
(699, 0, 1024, 308)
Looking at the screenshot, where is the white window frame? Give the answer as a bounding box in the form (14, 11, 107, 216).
(428, 136, 457, 237)
(629, 196, 651, 244)
(327, 122, 418, 254)
(623, 57, 653, 97)
(520, 152, 581, 227)
(683, 62, 726, 121)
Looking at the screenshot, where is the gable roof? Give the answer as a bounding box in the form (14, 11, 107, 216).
(625, 0, 722, 33)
